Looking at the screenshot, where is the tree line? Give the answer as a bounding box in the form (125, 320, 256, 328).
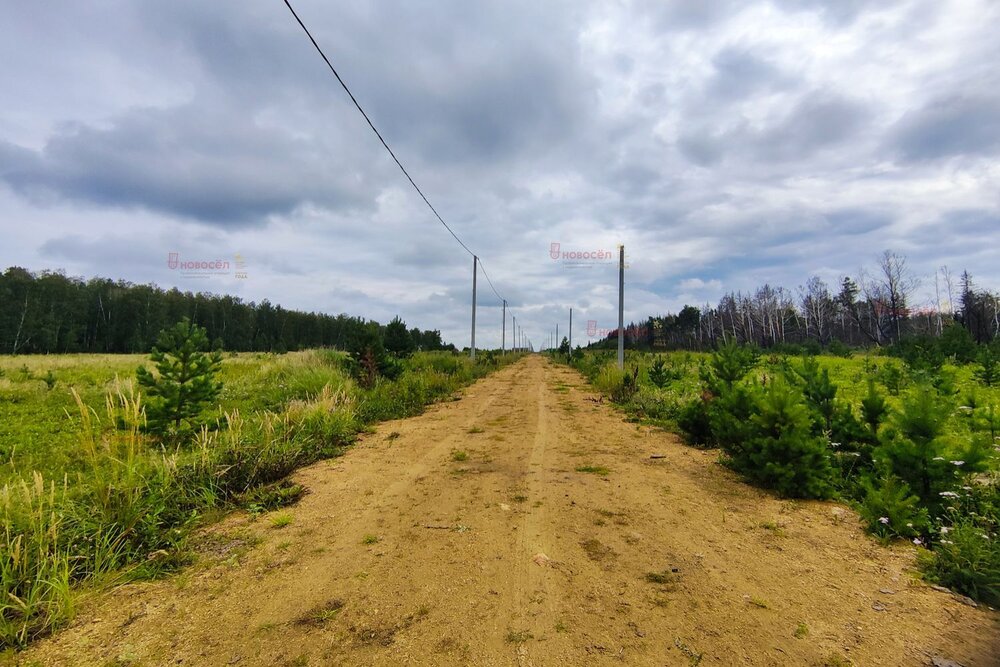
(591, 252, 999, 351)
(0, 267, 451, 355)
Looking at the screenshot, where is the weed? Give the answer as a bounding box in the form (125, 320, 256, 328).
(505, 629, 533, 644)
(748, 596, 769, 609)
(575, 465, 610, 476)
(467, 426, 484, 434)
(451, 450, 468, 462)
(362, 534, 380, 545)
(794, 622, 809, 639)
(270, 513, 294, 529)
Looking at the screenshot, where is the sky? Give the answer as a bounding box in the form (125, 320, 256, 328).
(1, 0, 998, 349)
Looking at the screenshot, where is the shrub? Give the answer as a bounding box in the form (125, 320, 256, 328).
(922, 519, 1000, 607)
(791, 357, 837, 431)
(708, 385, 758, 453)
(677, 396, 713, 446)
(974, 343, 1000, 387)
(728, 379, 835, 499)
(857, 475, 929, 540)
(877, 390, 992, 517)
(710, 343, 759, 389)
(647, 357, 681, 388)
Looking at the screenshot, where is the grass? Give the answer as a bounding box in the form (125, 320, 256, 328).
(505, 629, 533, 644)
(361, 534, 380, 545)
(0, 349, 523, 649)
(748, 596, 770, 609)
(575, 465, 610, 476)
(794, 622, 809, 639)
(450, 450, 468, 462)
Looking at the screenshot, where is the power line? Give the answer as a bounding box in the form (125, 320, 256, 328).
(282, 0, 524, 347)
(282, 0, 475, 257)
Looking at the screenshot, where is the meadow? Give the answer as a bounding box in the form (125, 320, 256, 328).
(565, 346, 1000, 607)
(0, 348, 520, 649)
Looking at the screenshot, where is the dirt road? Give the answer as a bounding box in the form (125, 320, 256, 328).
(20, 356, 1000, 666)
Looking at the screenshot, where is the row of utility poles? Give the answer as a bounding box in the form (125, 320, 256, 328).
(544, 245, 626, 369)
(470, 245, 624, 366)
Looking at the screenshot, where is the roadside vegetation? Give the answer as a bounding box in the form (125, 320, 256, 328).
(0, 319, 521, 649)
(559, 333, 1000, 609)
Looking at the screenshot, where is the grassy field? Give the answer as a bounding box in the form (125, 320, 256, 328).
(0, 349, 520, 649)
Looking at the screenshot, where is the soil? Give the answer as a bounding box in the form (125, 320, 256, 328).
(17, 356, 1000, 666)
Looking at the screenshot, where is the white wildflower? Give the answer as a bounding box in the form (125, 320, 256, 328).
(879, 517, 890, 525)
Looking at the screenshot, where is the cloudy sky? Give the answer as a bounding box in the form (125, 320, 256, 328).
(1, 0, 998, 348)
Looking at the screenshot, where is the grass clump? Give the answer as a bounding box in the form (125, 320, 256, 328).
(575, 465, 610, 476)
(450, 450, 468, 462)
(361, 534, 380, 545)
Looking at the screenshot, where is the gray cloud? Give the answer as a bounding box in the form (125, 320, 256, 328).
(0, 104, 373, 225)
(889, 95, 1000, 161)
(1, 0, 999, 347)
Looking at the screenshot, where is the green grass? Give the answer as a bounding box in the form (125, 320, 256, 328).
(361, 534, 380, 545)
(450, 450, 468, 462)
(575, 465, 610, 476)
(0, 349, 524, 649)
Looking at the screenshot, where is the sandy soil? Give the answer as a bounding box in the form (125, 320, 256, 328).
(17, 356, 1000, 666)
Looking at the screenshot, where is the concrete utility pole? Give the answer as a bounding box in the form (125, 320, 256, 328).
(569, 308, 572, 358)
(617, 245, 624, 370)
(471, 255, 477, 360)
(556, 324, 559, 350)
(502, 299, 506, 354)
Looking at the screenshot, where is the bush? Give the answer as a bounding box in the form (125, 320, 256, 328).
(877, 390, 992, 517)
(710, 343, 759, 389)
(923, 519, 1000, 607)
(857, 475, 929, 540)
(647, 357, 681, 388)
(974, 342, 1000, 387)
(677, 396, 713, 446)
(727, 379, 835, 499)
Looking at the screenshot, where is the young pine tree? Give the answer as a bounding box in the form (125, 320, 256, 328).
(136, 318, 223, 439)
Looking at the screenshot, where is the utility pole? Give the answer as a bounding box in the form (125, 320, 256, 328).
(556, 324, 559, 350)
(502, 299, 507, 354)
(512, 316, 516, 353)
(569, 308, 572, 358)
(617, 245, 624, 370)
(471, 255, 477, 360)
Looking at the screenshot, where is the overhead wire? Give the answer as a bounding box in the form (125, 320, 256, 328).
(282, 0, 522, 329)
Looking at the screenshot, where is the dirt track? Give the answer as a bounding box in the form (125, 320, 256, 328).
(20, 356, 1000, 666)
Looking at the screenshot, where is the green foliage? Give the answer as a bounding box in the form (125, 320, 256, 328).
(923, 518, 1000, 607)
(677, 396, 713, 446)
(791, 357, 837, 431)
(707, 385, 758, 452)
(938, 324, 979, 364)
(974, 342, 1000, 387)
(648, 357, 681, 388)
(0, 349, 515, 649)
(710, 343, 759, 389)
(383, 316, 416, 358)
(857, 475, 929, 539)
(877, 389, 991, 516)
(860, 379, 889, 440)
(728, 379, 835, 499)
(136, 319, 223, 439)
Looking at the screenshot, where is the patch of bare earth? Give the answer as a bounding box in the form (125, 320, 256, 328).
(15, 356, 1000, 666)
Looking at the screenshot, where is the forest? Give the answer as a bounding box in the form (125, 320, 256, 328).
(0, 267, 450, 355)
(593, 253, 999, 352)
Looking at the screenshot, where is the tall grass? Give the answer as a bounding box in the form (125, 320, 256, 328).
(0, 350, 522, 649)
